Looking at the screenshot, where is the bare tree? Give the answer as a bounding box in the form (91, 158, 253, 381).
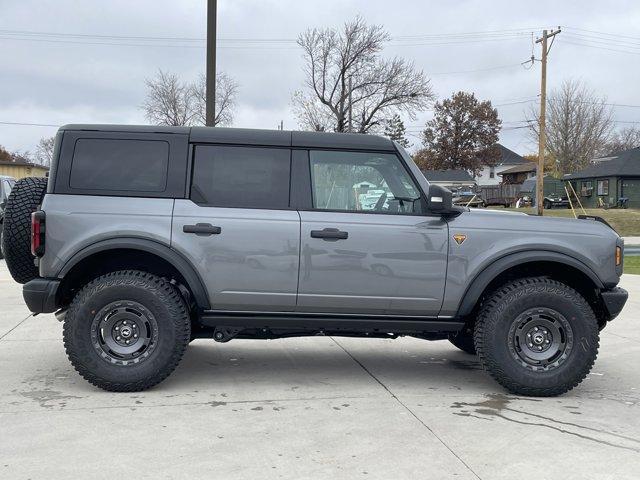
(34, 136, 55, 167)
(191, 72, 238, 127)
(601, 127, 640, 155)
(142, 70, 195, 126)
(527, 79, 613, 174)
(293, 17, 434, 133)
(142, 69, 238, 127)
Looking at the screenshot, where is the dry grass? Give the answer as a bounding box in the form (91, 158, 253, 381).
(624, 256, 640, 275)
(487, 207, 640, 237)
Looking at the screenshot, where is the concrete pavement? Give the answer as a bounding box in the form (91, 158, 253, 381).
(0, 260, 639, 479)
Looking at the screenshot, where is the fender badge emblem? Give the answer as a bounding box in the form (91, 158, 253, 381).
(453, 234, 467, 245)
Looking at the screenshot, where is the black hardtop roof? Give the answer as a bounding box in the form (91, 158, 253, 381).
(60, 124, 396, 151)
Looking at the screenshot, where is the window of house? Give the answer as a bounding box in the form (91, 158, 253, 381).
(191, 145, 291, 209)
(489, 166, 495, 179)
(597, 179, 609, 196)
(580, 181, 593, 197)
(309, 150, 422, 214)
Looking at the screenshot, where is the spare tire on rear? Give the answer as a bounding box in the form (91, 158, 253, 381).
(1, 177, 48, 284)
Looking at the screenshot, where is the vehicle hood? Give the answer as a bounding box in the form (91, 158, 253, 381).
(457, 208, 618, 238)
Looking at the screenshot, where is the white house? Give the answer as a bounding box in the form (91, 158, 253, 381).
(475, 144, 529, 186)
(421, 169, 476, 192)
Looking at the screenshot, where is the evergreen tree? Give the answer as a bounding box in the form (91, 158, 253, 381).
(384, 114, 411, 148)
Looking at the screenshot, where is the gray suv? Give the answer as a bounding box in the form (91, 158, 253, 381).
(1, 125, 628, 395)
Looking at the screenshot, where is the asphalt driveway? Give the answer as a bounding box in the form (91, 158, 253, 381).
(1, 260, 639, 479)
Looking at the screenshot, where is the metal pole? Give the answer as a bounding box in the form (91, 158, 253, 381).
(206, 0, 217, 127)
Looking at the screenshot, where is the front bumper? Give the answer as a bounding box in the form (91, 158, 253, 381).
(23, 278, 60, 313)
(601, 287, 628, 321)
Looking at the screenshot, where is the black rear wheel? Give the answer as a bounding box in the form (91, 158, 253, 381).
(63, 270, 191, 391)
(2, 177, 48, 283)
(0, 224, 4, 259)
(474, 277, 598, 397)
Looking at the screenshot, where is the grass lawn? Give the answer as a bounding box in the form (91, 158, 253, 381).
(624, 256, 640, 275)
(487, 207, 640, 237)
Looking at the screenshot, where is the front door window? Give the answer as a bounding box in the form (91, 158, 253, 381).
(309, 150, 422, 214)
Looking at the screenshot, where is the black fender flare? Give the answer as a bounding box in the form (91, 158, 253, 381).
(58, 237, 211, 309)
(456, 250, 604, 317)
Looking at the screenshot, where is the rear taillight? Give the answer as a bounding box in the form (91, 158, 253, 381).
(616, 246, 622, 266)
(31, 211, 45, 257)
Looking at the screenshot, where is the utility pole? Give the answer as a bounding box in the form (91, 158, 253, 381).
(347, 76, 353, 133)
(535, 27, 561, 215)
(205, 0, 217, 127)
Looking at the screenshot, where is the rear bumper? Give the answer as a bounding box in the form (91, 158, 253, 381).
(23, 278, 60, 313)
(601, 287, 628, 321)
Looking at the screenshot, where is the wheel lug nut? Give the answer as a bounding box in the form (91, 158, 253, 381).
(126, 340, 130, 344)
(116, 336, 121, 340)
(115, 326, 119, 330)
(134, 334, 138, 338)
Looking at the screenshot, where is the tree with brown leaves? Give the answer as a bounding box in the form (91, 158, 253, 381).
(415, 91, 501, 176)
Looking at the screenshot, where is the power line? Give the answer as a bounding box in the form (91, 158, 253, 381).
(559, 38, 640, 56)
(564, 26, 640, 42)
(0, 121, 60, 127)
(428, 63, 525, 76)
(0, 27, 541, 50)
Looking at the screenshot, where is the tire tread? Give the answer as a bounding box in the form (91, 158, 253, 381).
(474, 277, 599, 397)
(63, 270, 191, 392)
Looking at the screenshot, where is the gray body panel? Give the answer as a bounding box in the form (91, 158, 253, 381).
(440, 209, 621, 316)
(38, 195, 174, 278)
(297, 211, 448, 315)
(171, 200, 300, 311)
(35, 125, 623, 323)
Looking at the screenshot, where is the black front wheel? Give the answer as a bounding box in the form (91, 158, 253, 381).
(63, 271, 191, 392)
(474, 277, 599, 397)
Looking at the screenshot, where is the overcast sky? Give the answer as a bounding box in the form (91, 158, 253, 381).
(1, 0, 639, 155)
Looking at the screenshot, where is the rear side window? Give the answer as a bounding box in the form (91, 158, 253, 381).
(70, 139, 169, 192)
(191, 146, 290, 209)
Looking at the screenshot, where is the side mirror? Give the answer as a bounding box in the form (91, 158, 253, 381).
(426, 184, 454, 213)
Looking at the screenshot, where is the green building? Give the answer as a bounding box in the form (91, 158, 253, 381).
(563, 147, 640, 208)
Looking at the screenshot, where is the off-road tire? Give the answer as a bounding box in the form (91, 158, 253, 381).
(449, 328, 476, 355)
(63, 271, 191, 392)
(2, 177, 48, 283)
(474, 277, 599, 397)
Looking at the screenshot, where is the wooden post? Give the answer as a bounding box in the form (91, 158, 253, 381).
(206, 0, 217, 126)
(535, 27, 561, 215)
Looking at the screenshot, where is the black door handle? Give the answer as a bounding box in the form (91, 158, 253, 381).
(183, 223, 222, 236)
(310, 228, 349, 241)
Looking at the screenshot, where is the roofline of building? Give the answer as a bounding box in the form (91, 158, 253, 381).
(0, 161, 49, 169)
